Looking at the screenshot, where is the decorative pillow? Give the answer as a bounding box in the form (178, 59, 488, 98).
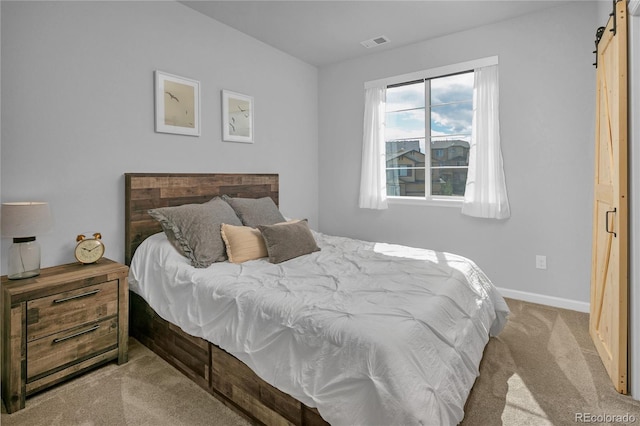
(222, 195, 285, 228)
(148, 197, 242, 268)
(220, 223, 268, 263)
(258, 220, 320, 264)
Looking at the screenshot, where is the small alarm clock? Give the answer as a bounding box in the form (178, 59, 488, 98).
(74, 233, 105, 264)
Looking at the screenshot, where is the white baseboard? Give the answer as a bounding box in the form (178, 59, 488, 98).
(497, 287, 590, 313)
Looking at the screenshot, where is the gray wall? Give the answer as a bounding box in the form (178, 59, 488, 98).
(0, 1, 604, 306)
(318, 2, 597, 306)
(1, 1, 318, 268)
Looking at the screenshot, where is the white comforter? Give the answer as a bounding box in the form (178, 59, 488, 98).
(129, 231, 509, 426)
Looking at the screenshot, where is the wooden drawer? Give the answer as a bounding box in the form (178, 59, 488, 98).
(211, 344, 301, 426)
(2, 259, 129, 414)
(27, 316, 118, 381)
(26, 280, 118, 341)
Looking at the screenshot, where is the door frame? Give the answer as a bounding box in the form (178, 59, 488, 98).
(628, 0, 640, 402)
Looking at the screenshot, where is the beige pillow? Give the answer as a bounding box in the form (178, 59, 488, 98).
(221, 223, 268, 263)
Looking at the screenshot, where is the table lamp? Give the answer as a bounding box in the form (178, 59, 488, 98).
(1, 202, 53, 279)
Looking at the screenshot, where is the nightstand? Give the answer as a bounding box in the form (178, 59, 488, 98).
(1, 258, 128, 413)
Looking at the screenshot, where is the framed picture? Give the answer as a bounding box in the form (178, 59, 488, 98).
(155, 71, 201, 136)
(222, 90, 254, 143)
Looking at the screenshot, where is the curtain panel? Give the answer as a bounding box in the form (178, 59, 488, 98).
(462, 65, 511, 219)
(359, 86, 388, 210)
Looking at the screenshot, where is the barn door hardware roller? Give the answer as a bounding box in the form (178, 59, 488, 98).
(593, 0, 623, 67)
(593, 26, 605, 67)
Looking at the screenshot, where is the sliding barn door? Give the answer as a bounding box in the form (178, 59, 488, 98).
(590, 0, 628, 394)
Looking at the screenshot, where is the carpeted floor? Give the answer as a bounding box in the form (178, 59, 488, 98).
(0, 337, 249, 426)
(2, 298, 639, 425)
(462, 299, 640, 425)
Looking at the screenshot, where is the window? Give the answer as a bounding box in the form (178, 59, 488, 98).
(361, 56, 509, 217)
(385, 72, 473, 199)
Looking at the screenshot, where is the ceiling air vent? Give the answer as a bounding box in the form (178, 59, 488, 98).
(360, 35, 390, 49)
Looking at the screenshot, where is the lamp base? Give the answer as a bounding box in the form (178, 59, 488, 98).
(8, 237, 41, 280)
(8, 270, 40, 280)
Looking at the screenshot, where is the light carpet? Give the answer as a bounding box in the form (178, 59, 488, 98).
(3, 298, 640, 425)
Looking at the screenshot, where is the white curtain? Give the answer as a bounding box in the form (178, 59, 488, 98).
(462, 65, 510, 219)
(359, 86, 388, 209)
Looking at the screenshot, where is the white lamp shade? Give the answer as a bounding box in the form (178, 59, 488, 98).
(1, 202, 53, 238)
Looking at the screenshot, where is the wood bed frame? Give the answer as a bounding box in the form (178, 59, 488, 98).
(125, 173, 329, 426)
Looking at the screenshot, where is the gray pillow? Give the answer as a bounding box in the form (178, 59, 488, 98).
(148, 197, 242, 268)
(222, 195, 285, 228)
(258, 220, 320, 264)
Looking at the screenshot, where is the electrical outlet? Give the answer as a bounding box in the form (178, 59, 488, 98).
(536, 255, 547, 270)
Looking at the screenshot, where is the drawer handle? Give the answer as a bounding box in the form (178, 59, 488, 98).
(53, 289, 100, 304)
(52, 325, 100, 344)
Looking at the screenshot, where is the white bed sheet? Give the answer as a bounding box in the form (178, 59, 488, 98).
(129, 231, 509, 426)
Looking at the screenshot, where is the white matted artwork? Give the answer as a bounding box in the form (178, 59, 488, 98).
(222, 90, 254, 143)
(155, 71, 201, 136)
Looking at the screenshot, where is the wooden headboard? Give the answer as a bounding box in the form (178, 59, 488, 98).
(124, 173, 279, 265)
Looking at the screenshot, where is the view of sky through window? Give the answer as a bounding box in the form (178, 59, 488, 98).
(385, 72, 474, 197)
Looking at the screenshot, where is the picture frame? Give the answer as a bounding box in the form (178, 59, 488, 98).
(222, 90, 254, 143)
(155, 71, 201, 136)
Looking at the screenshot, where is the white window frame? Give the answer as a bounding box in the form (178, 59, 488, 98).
(365, 56, 498, 208)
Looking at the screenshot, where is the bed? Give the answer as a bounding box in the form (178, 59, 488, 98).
(125, 172, 509, 426)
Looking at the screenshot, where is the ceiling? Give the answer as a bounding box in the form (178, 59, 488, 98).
(180, 1, 569, 67)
